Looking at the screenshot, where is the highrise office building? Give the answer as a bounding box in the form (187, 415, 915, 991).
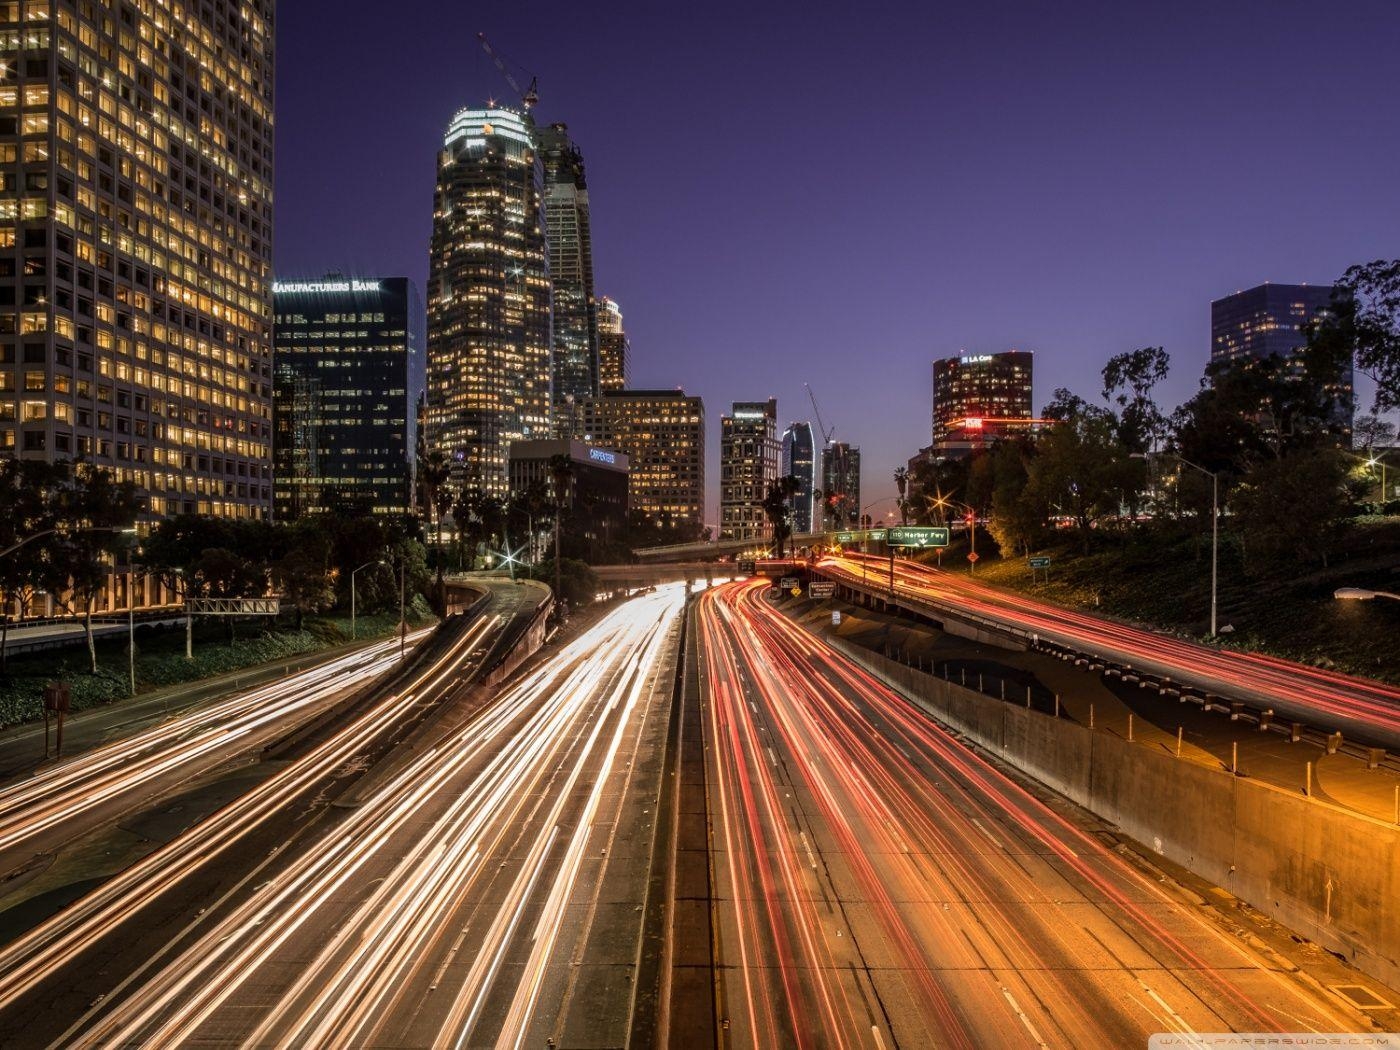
(0, 0, 277, 520)
(578, 389, 705, 534)
(427, 106, 552, 494)
(719, 399, 779, 541)
(535, 121, 597, 432)
(1210, 283, 1339, 367)
(931, 350, 1036, 458)
(781, 421, 816, 535)
(272, 277, 424, 519)
(1210, 283, 1352, 432)
(596, 296, 628, 392)
(820, 442, 861, 531)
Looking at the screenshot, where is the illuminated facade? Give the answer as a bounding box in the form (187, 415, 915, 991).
(272, 277, 424, 519)
(0, 0, 277, 519)
(535, 122, 597, 433)
(1210, 283, 1352, 430)
(819, 441, 860, 531)
(508, 438, 627, 553)
(596, 295, 627, 392)
(427, 106, 552, 495)
(780, 421, 815, 534)
(932, 350, 1035, 458)
(719, 398, 778, 541)
(578, 389, 704, 533)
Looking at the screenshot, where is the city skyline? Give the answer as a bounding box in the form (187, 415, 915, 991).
(273, 0, 1400, 516)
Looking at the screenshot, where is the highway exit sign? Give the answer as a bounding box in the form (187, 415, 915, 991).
(888, 526, 950, 548)
(1028, 556, 1051, 569)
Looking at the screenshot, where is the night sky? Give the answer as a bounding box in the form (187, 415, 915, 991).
(274, 0, 1400, 522)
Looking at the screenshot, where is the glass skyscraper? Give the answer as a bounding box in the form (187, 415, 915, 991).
(0, 0, 276, 520)
(781, 421, 816, 535)
(535, 121, 597, 432)
(427, 107, 552, 495)
(272, 277, 424, 519)
(820, 442, 861, 531)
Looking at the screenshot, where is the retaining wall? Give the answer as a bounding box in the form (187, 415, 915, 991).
(833, 638, 1400, 991)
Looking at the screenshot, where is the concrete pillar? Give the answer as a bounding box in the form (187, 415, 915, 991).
(1368, 748, 1385, 770)
(1291, 722, 1304, 744)
(1327, 731, 1342, 755)
(1230, 702, 1243, 721)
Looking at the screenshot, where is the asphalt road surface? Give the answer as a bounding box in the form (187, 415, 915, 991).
(16, 585, 684, 1049)
(696, 578, 1364, 1048)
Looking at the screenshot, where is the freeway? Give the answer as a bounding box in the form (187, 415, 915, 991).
(823, 553, 1400, 750)
(696, 579, 1362, 1046)
(18, 585, 684, 1048)
(0, 630, 429, 882)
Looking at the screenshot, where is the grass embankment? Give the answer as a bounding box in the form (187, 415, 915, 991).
(0, 596, 436, 728)
(919, 518, 1400, 686)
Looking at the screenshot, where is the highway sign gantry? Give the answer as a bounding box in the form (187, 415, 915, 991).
(888, 526, 951, 548)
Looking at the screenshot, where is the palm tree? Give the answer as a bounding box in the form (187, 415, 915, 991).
(548, 454, 575, 601)
(762, 475, 803, 558)
(894, 466, 910, 525)
(418, 448, 452, 604)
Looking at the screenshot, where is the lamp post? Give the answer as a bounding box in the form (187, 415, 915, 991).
(1343, 449, 1391, 506)
(861, 497, 901, 594)
(350, 559, 385, 640)
(1334, 587, 1400, 602)
(0, 523, 136, 560)
(398, 555, 407, 660)
(1136, 452, 1218, 637)
(930, 496, 978, 574)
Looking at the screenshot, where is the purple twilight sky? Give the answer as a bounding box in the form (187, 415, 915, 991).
(273, 0, 1400, 524)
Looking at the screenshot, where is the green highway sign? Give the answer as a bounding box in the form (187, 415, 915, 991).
(833, 529, 886, 545)
(1028, 556, 1051, 569)
(888, 526, 950, 548)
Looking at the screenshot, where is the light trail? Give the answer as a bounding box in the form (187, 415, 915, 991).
(0, 631, 429, 863)
(698, 579, 1358, 1047)
(48, 587, 685, 1049)
(0, 613, 498, 1016)
(823, 553, 1400, 745)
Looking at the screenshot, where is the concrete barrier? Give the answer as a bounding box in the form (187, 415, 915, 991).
(831, 637, 1400, 991)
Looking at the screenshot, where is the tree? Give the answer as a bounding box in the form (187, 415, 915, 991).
(1330, 260, 1400, 413)
(1353, 413, 1396, 452)
(272, 546, 335, 630)
(548, 455, 575, 600)
(417, 447, 452, 605)
(893, 466, 910, 525)
(762, 475, 802, 557)
(982, 440, 1046, 558)
(1229, 448, 1352, 571)
(1026, 405, 1139, 553)
(48, 462, 142, 673)
(1101, 347, 1171, 454)
(0, 460, 65, 674)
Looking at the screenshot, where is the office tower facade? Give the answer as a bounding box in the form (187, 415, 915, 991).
(596, 296, 627, 392)
(1211, 283, 1339, 367)
(931, 350, 1036, 458)
(272, 277, 424, 519)
(509, 438, 628, 556)
(0, 0, 277, 519)
(427, 107, 552, 495)
(719, 398, 779, 541)
(1210, 283, 1352, 431)
(781, 421, 816, 535)
(578, 389, 705, 534)
(535, 121, 597, 432)
(819, 442, 861, 531)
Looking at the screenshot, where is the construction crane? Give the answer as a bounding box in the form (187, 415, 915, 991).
(805, 383, 836, 445)
(477, 32, 538, 111)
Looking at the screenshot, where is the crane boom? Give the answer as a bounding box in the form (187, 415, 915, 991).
(805, 383, 836, 445)
(477, 32, 538, 110)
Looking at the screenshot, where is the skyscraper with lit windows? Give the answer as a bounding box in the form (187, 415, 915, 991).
(427, 106, 552, 494)
(0, 0, 277, 519)
(720, 398, 779, 541)
(781, 421, 815, 534)
(596, 295, 628, 392)
(931, 350, 1035, 458)
(535, 121, 597, 430)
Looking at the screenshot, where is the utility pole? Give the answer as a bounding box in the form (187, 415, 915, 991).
(398, 555, 406, 660)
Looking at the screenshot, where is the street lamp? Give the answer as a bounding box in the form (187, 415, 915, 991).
(350, 559, 386, 640)
(930, 496, 979, 573)
(1334, 587, 1400, 602)
(1342, 449, 1392, 506)
(1135, 452, 1218, 637)
(0, 523, 137, 559)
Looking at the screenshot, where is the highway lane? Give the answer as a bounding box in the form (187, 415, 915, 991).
(0, 610, 503, 1031)
(0, 630, 431, 881)
(697, 579, 1362, 1047)
(43, 584, 686, 1048)
(823, 553, 1400, 750)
